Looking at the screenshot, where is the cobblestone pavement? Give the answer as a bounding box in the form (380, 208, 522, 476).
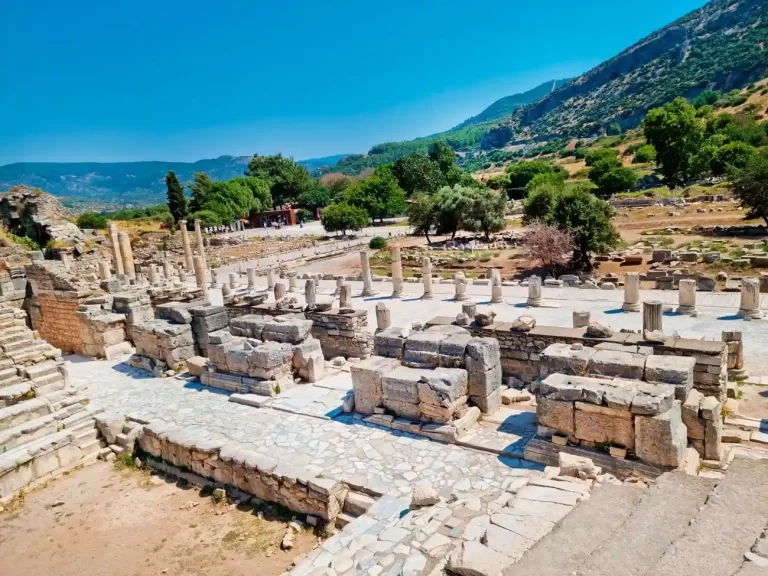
(72, 356, 542, 500)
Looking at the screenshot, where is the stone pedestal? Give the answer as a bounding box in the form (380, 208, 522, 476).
(643, 300, 663, 333)
(118, 232, 135, 279)
(360, 251, 377, 297)
(738, 278, 762, 319)
(221, 283, 231, 297)
(375, 302, 391, 331)
(180, 221, 194, 271)
(333, 276, 344, 296)
(454, 272, 469, 301)
(421, 257, 434, 300)
(274, 282, 286, 301)
(305, 279, 316, 308)
(490, 269, 503, 304)
(390, 245, 403, 299)
(677, 279, 697, 315)
(527, 276, 543, 307)
(573, 310, 590, 328)
(229, 273, 237, 288)
(722, 330, 748, 380)
(163, 261, 172, 280)
(247, 268, 257, 290)
(147, 264, 158, 284)
(109, 222, 124, 276)
(288, 274, 297, 293)
(462, 302, 477, 319)
(178, 269, 187, 284)
(622, 272, 640, 312)
(98, 261, 112, 281)
(340, 284, 353, 309)
(193, 256, 208, 297)
(267, 268, 275, 290)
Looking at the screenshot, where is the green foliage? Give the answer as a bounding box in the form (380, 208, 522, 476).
(246, 154, 312, 205)
(9, 234, 40, 251)
(192, 180, 254, 223)
(710, 142, 757, 176)
(76, 211, 107, 229)
(505, 160, 567, 189)
(462, 189, 507, 240)
(585, 148, 619, 167)
(391, 154, 444, 195)
(588, 157, 638, 197)
(231, 176, 272, 212)
(632, 144, 657, 164)
(643, 98, 705, 187)
(343, 166, 406, 222)
(104, 204, 170, 221)
(407, 193, 439, 244)
(297, 187, 332, 211)
(190, 210, 222, 228)
(295, 208, 313, 223)
(188, 172, 213, 213)
(607, 122, 622, 135)
(434, 185, 475, 238)
(692, 90, 721, 109)
(731, 151, 768, 226)
(428, 142, 457, 175)
(369, 236, 388, 249)
(525, 172, 567, 194)
(165, 171, 188, 225)
(523, 182, 563, 225)
(320, 203, 368, 234)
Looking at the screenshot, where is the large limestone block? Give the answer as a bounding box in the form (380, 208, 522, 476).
(574, 402, 635, 450)
(629, 382, 676, 416)
(229, 315, 271, 339)
(403, 332, 449, 368)
(261, 318, 313, 344)
(465, 338, 500, 369)
(251, 341, 294, 370)
(382, 398, 420, 420)
(539, 343, 594, 378)
(536, 396, 575, 436)
(438, 333, 472, 368)
(420, 394, 468, 423)
(705, 413, 723, 461)
(373, 326, 409, 359)
(449, 540, 514, 576)
(644, 355, 695, 399)
(292, 338, 323, 368)
(535, 373, 612, 403)
(467, 362, 502, 398)
(382, 366, 432, 404)
(681, 389, 705, 440)
(634, 401, 687, 467)
(471, 387, 502, 413)
(350, 356, 401, 414)
(417, 367, 468, 406)
(587, 350, 645, 380)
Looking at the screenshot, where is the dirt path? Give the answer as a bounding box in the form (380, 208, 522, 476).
(0, 462, 317, 576)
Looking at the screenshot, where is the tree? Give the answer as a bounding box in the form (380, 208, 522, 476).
(523, 181, 562, 225)
(190, 210, 222, 228)
(231, 176, 272, 212)
(392, 154, 444, 195)
(526, 172, 566, 194)
(320, 202, 368, 235)
(607, 122, 622, 136)
(633, 144, 657, 164)
(188, 172, 213, 213)
(298, 186, 333, 212)
(193, 180, 253, 223)
(692, 90, 721, 109)
(588, 158, 637, 198)
(463, 189, 507, 241)
(245, 154, 312, 205)
(76, 211, 107, 230)
(434, 185, 474, 239)
(165, 171, 188, 226)
(342, 166, 406, 222)
(407, 192, 438, 244)
(428, 141, 456, 175)
(643, 98, 705, 187)
(710, 142, 758, 176)
(505, 160, 567, 189)
(584, 148, 619, 166)
(731, 152, 768, 226)
(522, 222, 573, 275)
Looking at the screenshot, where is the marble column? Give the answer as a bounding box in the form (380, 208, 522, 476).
(118, 232, 135, 279)
(421, 257, 434, 300)
(375, 302, 391, 331)
(147, 264, 158, 284)
(622, 272, 641, 312)
(274, 282, 286, 300)
(98, 261, 111, 281)
(722, 330, 748, 380)
(221, 283, 231, 297)
(527, 276, 542, 307)
(333, 276, 344, 296)
(267, 268, 275, 290)
(490, 269, 503, 304)
(340, 284, 353, 309)
(677, 279, 697, 315)
(178, 269, 187, 284)
(573, 310, 590, 328)
(210, 269, 219, 289)
(193, 256, 208, 297)
(247, 268, 257, 291)
(179, 221, 194, 271)
(390, 245, 403, 299)
(288, 273, 297, 293)
(643, 300, 663, 332)
(305, 279, 316, 308)
(454, 272, 469, 301)
(229, 273, 237, 288)
(462, 301, 477, 319)
(162, 261, 172, 280)
(360, 251, 377, 297)
(194, 219, 206, 262)
(738, 278, 761, 319)
(109, 222, 124, 276)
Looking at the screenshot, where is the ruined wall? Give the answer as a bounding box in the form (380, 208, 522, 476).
(305, 309, 373, 359)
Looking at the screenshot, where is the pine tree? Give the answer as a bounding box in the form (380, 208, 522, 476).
(165, 171, 187, 226)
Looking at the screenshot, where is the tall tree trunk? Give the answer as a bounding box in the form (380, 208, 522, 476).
(425, 232, 431, 245)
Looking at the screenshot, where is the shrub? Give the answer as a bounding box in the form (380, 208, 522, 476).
(369, 236, 388, 249)
(189, 210, 222, 228)
(76, 211, 108, 230)
(633, 144, 657, 164)
(320, 202, 369, 235)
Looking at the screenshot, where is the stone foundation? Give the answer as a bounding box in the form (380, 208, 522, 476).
(305, 309, 373, 359)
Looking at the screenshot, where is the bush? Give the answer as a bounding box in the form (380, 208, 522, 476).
(9, 234, 40, 251)
(369, 236, 388, 249)
(295, 208, 313, 223)
(320, 202, 369, 235)
(633, 144, 657, 164)
(76, 211, 108, 230)
(189, 210, 222, 228)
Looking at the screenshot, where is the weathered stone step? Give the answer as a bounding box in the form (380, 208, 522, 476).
(0, 430, 79, 498)
(23, 361, 60, 381)
(506, 483, 647, 576)
(0, 330, 32, 346)
(0, 381, 34, 408)
(75, 427, 100, 444)
(31, 374, 65, 397)
(0, 398, 50, 432)
(60, 405, 103, 429)
(576, 472, 716, 576)
(646, 457, 768, 576)
(335, 512, 357, 528)
(77, 437, 105, 456)
(343, 490, 375, 517)
(0, 409, 67, 454)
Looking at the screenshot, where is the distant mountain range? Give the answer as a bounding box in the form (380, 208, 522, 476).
(0, 154, 351, 207)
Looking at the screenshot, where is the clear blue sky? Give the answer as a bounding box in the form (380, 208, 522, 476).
(0, 0, 707, 165)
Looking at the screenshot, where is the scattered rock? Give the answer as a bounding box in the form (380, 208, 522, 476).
(586, 322, 613, 338)
(474, 312, 496, 327)
(411, 483, 440, 508)
(510, 315, 536, 332)
(281, 530, 295, 550)
(643, 330, 666, 343)
(559, 453, 601, 480)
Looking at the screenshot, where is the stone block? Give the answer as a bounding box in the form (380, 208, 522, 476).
(419, 395, 468, 423)
(465, 337, 500, 369)
(229, 315, 271, 339)
(417, 367, 468, 406)
(536, 396, 574, 436)
(438, 333, 471, 368)
(382, 366, 430, 404)
(644, 355, 695, 399)
(292, 338, 323, 368)
(382, 398, 420, 420)
(251, 341, 294, 370)
(700, 396, 721, 420)
(471, 386, 502, 414)
(403, 332, 449, 369)
(539, 343, 594, 378)
(634, 401, 687, 467)
(350, 356, 400, 414)
(207, 330, 233, 345)
(261, 318, 313, 344)
(373, 327, 409, 359)
(630, 382, 675, 416)
(185, 356, 208, 377)
(704, 414, 722, 461)
(467, 361, 502, 398)
(681, 389, 705, 440)
(587, 350, 645, 380)
(574, 402, 635, 450)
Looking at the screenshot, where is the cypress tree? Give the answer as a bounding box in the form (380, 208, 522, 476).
(165, 170, 188, 226)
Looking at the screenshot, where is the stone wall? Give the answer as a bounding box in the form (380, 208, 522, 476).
(305, 309, 373, 359)
(130, 319, 195, 373)
(426, 318, 728, 400)
(189, 305, 229, 357)
(77, 297, 132, 359)
(27, 290, 85, 354)
(137, 419, 347, 521)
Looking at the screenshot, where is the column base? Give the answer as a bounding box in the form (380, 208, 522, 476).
(676, 305, 696, 315)
(454, 295, 470, 301)
(737, 308, 762, 319)
(527, 298, 542, 307)
(622, 302, 641, 312)
(490, 297, 504, 304)
(361, 290, 378, 297)
(421, 294, 435, 300)
(728, 367, 749, 381)
(391, 292, 402, 299)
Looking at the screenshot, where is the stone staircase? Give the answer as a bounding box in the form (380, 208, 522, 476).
(506, 456, 768, 576)
(0, 304, 105, 499)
